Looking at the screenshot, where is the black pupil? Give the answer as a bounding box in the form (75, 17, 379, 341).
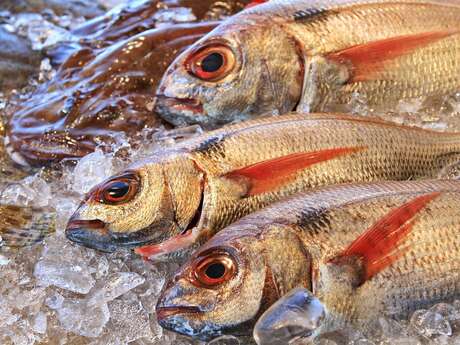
(107, 181, 130, 199)
(205, 262, 226, 279)
(201, 53, 224, 73)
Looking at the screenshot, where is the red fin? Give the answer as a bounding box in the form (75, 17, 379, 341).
(225, 147, 365, 196)
(245, 0, 267, 9)
(335, 192, 441, 283)
(328, 31, 458, 82)
(134, 229, 199, 259)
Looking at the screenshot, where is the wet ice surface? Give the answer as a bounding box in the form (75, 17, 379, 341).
(2, 2, 460, 345)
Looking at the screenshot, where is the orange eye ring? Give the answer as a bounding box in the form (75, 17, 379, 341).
(95, 172, 140, 205)
(191, 253, 237, 288)
(185, 44, 236, 82)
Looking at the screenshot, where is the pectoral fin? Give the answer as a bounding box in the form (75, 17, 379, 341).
(328, 31, 458, 82)
(330, 192, 441, 284)
(224, 147, 365, 196)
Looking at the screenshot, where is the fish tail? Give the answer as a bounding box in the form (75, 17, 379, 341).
(0, 204, 55, 249)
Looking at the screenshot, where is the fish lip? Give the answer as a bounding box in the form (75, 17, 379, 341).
(65, 219, 118, 253)
(65, 218, 167, 252)
(156, 306, 202, 320)
(155, 94, 204, 115)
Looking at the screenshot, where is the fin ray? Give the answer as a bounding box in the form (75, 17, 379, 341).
(333, 192, 441, 283)
(225, 147, 365, 196)
(328, 31, 458, 82)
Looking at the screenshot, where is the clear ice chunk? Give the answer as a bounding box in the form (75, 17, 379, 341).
(72, 149, 114, 194)
(87, 272, 145, 306)
(34, 236, 95, 294)
(254, 288, 325, 345)
(1, 174, 51, 207)
(32, 312, 47, 334)
(207, 335, 241, 344)
(52, 298, 110, 338)
(410, 309, 452, 337)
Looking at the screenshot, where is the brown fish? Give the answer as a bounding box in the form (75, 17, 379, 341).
(156, 0, 460, 127)
(6, 0, 256, 166)
(156, 180, 460, 341)
(0, 204, 55, 249)
(65, 113, 460, 254)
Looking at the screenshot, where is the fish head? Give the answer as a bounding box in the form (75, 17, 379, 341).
(156, 21, 303, 127)
(65, 154, 204, 252)
(157, 223, 311, 340)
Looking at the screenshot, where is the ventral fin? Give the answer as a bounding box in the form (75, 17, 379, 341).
(328, 31, 458, 82)
(331, 192, 441, 285)
(225, 147, 365, 196)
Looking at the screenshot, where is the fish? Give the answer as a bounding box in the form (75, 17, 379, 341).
(65, 113, 460, 255)
(0, 205, 55, 249)
(155, 0, 460, 127)
(6, 0, 258, 166)
(155, 180, 460, 341)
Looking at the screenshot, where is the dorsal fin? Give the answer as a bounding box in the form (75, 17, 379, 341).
(328, 31, 458, 82)
(224, 147, 365, 196)
(331, 192, 441, 284)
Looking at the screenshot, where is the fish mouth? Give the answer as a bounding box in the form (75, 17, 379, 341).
(65, 218, 157, 253)
(155, 95, 204, 118)
(156, 306, 202, 320)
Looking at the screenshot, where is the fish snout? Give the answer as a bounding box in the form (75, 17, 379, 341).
(155, 94, 206, 126)
(65, 218, 117, 253)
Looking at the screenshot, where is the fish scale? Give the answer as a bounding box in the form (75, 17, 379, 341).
(67, 113, 460, 256)
(156, 180, 460, 341)
(157, 0, 460, 126)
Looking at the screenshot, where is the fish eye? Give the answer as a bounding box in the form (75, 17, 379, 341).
(191, 253, 237, 287)
(96, 172, 140, 205)
(186, 44, 235, 82)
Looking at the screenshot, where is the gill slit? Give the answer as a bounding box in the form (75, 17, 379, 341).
(180, 158, 208, 235)
(279, 23, 306, 111)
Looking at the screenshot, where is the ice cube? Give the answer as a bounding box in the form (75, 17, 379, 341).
(154, 8, 197, 26)
(207, 335, 241, 345)
(52, 196, 79, 232)
(87, 272, 145, 306)
(410, 309, 452, 337)
(32, 312, 47, 334)
(397, 98, 424, 114)
(34, 236, 95, 294)
(0, 174, 51, 207)
(72, 149, 114, 194)
(90, 299, 152, 344)
(52, 298, 110, 338)
(45, 292, 65, 310)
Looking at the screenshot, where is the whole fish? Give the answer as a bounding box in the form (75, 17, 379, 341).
(66, 113, 460, 254)
(156, 0, 460, 127)
(156, 180, 460, 341)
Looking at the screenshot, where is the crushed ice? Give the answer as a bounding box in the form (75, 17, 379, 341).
(2, 1, 460, 345)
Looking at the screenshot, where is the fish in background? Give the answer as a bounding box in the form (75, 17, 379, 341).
(156, 0, 460, 127)
(155, 180, 460, 341)
(65, 113, 460, 255)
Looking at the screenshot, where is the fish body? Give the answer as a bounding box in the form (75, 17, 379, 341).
(156, 180, 460, 341)
(156, 0, 460, 127)
(66, 113, 460, 254)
